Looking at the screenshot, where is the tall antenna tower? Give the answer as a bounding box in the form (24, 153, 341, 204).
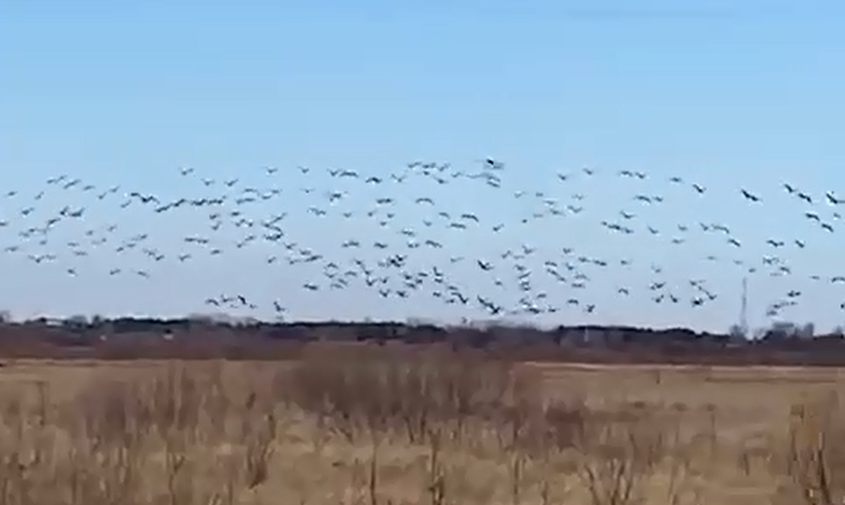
(740, 276, 749, 337)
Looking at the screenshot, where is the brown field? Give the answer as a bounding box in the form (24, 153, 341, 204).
(1, 345, 844, 505)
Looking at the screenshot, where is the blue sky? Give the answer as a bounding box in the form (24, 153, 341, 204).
(2, 0, 845, 333)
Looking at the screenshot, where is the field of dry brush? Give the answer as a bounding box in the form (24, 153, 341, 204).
(1, 343, 844, 505)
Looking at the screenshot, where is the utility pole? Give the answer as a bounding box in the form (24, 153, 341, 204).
(740, 276, 749, 338)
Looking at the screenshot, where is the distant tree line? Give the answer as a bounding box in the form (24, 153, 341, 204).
(0, 314, 844, 364)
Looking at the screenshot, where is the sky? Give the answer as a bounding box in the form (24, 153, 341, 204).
(2, 0, 845, 333)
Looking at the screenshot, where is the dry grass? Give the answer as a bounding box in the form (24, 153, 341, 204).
(2, 346, 845, 504)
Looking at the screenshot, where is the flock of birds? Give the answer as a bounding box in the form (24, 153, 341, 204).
(1, 160, 845, 329)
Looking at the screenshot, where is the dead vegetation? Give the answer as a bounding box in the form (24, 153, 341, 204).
(0, 345, 843, 504)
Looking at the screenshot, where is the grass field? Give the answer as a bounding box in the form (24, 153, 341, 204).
(1, 345, 844, 505)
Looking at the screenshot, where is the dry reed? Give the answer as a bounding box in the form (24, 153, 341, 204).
(0, 345, 840, 504)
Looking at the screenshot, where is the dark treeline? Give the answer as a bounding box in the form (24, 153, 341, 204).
(1, 315, 844, 365)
